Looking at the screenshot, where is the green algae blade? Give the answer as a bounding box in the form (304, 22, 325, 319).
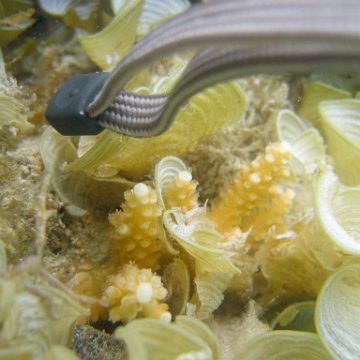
(276, 109, 307, 144)
(0, 343, 80, 359)
(40, 127, 134, 211)
(162, 259, 190, 316)
(0, 0, 35, 46)
(79, 0, 144, 69)
(115, 317, 215, 360)
(51, 345, 81, 360)
(315, 169, 360, 256)
(298, 82, 351, 128)
(0, 279, 88, 358)
(163, 208, 239, 319)
(0, 342, 47, 360)
(39, 0, 101, 32)
(315, 265, 360, 359)
(176, 316, 221, 360)
(319, 99, 360, 185)
(0, 71, 32, 132)
(276, 109, 326, 173)
(63, 131, 122, 176)
(163, 209, 239, 274)
(137, 0, 190, 36)
(38, 0, 71, 15)
(271, 301, 316, 332)
(194, 271, 234, 320)
(41, 286, 90, 346)
(290, 129, 326, 171)
(233, 331, 332, 360)
(111, 0, 190, 36)
(0, 91, 27, 128)
(1, 0, 33, 16)
(0, 8, 35, 47)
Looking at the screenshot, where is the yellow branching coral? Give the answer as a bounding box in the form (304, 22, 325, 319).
(109, 183, 161, 270)
(248, 187, 295, 243)
(163, 170, 198, 211)
(103, 263, 170, 323)
(209, 143, 292, 236)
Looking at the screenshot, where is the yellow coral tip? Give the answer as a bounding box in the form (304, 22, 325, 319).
(179, 170, 192, 182)
(134, 183, 149, 198)
(136, 283, 153, 304)
(118, 224, 129, 235)
(265, 154, 275, 163)
(249, 173, 261, 184)
(160, 311, 172, 323)
(286, 189, 296, 200)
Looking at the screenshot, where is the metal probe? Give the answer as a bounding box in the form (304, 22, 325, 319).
(46, 0, 360, 137)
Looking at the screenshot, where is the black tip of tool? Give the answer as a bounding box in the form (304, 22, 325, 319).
(45, 72, 108, 136)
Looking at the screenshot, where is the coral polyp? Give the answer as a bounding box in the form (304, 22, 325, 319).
(103, 263, 170, 323)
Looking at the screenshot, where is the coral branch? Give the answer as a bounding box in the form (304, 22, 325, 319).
(103, 263, 170, 323)
(164, 170, 198, 211)
(248, 188, 295, 244)
(109, 183, 161, 270)
(209, 143, 291, 233)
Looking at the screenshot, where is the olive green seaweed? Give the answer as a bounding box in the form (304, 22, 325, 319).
(115, 316, 221, 360)
(315, 265, 360, 359)
(0, 0, 35, 46)
(298, 81, 351, 128)
(276, 109, 326, 174)
(315, 169, 360, 256)
(79, 0, 145, 69)
(233, 331, 332, 360)
(271, 301, 316, 333)
(319, 99, 360, 185)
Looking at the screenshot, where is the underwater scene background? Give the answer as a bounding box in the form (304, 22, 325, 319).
(1, 0, 360, 359)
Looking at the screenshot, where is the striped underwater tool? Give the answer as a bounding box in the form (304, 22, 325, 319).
(46, 0, 360, 137)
